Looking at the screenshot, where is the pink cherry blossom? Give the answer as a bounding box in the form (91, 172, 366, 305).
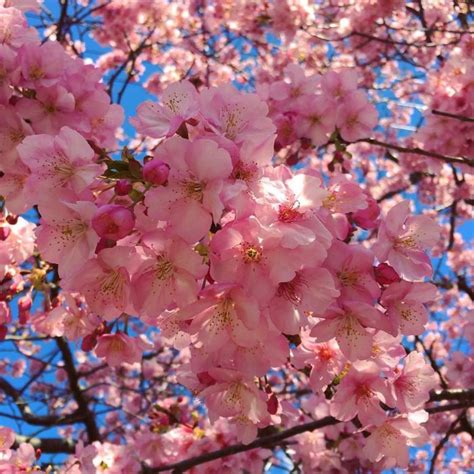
(35, 200, 98, 276)
(66, 246, 136, 320)
(199, 367, 270, 444)
(373, 200, 440, 280)
(95, 332, 151, 367)
(131, 231, 207, 319)
(268, 268, 339, 335)
(336, 90, 378, 142)
(199, 84, 276, 165)
(330, 360, 394, 426)
(131, 81, 199, 138)
(325, 239, 381, 304)
(363, 412, 429, 469)
(381, 280, 437, 335)
(18, 126, 102, 198)
(393, 351, 439, 412)
(145, 136, 233, 243)
(19, 41, 64, 87)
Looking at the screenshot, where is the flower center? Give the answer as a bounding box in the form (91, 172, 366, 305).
(59, 221, 88, 239)
(322, 193, 337, 210)
(277, 273, 308, 305)
(222, 105, 246, 140)
(337, 270, 359, 287)
(278, 202, 303, 223)
(155, 256, 174, 280)
(241, 242, 263, 264)
(100, 270, 125, 296)
(182, 179, 205, 201)
(355, 384, 373, 400)
(164, 92, 185, 113)
(9, 130, 25, 144)
(29, 66, 45, 80)
(394, 236, 418, 250)
(232, 161, 257, 182)
(225, 382, 243, 407)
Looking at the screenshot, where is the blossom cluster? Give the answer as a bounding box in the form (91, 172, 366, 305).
(0, 3, 458, 472)
(0, 3, 122, 215)
(14, 76, 440, 460)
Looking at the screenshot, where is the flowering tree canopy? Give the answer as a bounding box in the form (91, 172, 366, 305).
(0, 0, 473, 472)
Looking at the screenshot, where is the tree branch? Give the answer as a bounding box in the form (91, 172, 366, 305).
(356, 138, 474, 167)
(432, 109, 474, 123)
(13, 435, 76, 454)
(144, 388, 474, 473)
(55, 337, 101, 442)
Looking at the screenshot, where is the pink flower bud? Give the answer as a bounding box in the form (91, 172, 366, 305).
(0, 302, 10, 325)
(92, 204, 135, 241)
(375, 263, 401, 285)
(197, 371, 215, 387)
(18, 295, 32, 325)
(267, 393, 279, 415)
(143, 159, 169, 185)
(5, 215, 17, 225)
(352, 196, 380, 230)
(115, 179, 133, 196)
(81, 333, 97, 352)
(0, 226, 10, 241)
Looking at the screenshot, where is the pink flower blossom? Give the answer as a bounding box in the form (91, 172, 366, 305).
(199, 368, 270, 444)
(0, 427, 15, 450)
(373, 201, 440, 280)
(131, 81, 198, 138)
(292, 334, 343, 392)
(268, 268, 339, 335)
(95, 332, 151, 367)
(311, 301, 392, 360)
(336, 90, 378, 142)
(363, 412, 429, 469)
(199, 84, 276, 166)
(145, 136, 233, 243)
(325, 240, 380, 304)
(393, 351, 439, 412)
(210, 217, 318, 303)
(18, 126, 102, 198)
(330, 360, 394, 426)
(35, 200, 98, 276)
(296, 95, 337, 146)
(67, 246, 136, 320)
(381, 280, 437, 335)
(321, 70, 358, 103)
(19, 41, 64, 87)
(131, 231, 207, 318)
(176, 284, 260, 352)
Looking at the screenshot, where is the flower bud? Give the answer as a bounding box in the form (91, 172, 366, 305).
(143, 159, 169, 185)
(353, 196, 380, 230)
(18, 295, 32, 325)
(375, 263, 400, 285)
(115, 179, 133, 196)
(5, 215, 17, 225)
(0, 226, 10, 241)
(267, 393, 279, 415)
(92, 205, 135, 241)
(81, 333, 97, 352)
